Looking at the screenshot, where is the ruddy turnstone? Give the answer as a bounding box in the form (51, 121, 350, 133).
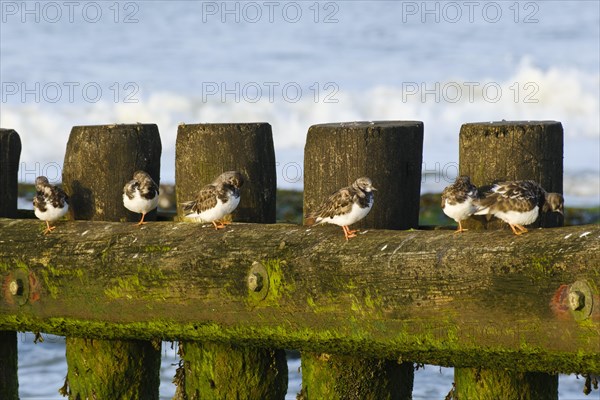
(181, 171, 244, 229)
(441, 175, 479, 233)
(33, 176, 69, 234)
(123, 170, 160, 225)
(306, 177, 376, 240)
(474, 180, 563, 235)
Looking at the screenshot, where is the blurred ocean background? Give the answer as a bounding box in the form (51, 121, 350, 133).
(1, 1, 599, 398)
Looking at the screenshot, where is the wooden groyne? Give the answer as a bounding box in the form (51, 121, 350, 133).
(0, 122, 598, 400)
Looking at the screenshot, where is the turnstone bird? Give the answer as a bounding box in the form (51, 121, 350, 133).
(33, 176, 69, 234)
(441, 175, 479, 233)
(123, 170, 159, 225)
(474, 180, 564, 235)
(181, 171, 244, 229)
(306, 177, 376, 240)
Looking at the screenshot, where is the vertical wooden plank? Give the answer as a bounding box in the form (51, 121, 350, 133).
(175, 123, 276, 223)
(304, 121, 424, 230)
(0, 129, 21, 400)
(459, 120, 563, 230)
(62, 124, 162, 399)
(0, 129, 21, 218)
(174, 122, 287, 399)
(456, 120, 562, 399)
(301, 121, 423, 399)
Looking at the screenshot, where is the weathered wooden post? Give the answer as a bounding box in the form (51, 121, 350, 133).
(175, 123, 276, 223)
(459, 121, 563, 230)
(455, 120, 563, 399)
(0, 129, 21, 400)
(0, 129, 21, 219)
(174, 122, 287, 399)
(61, 124, 162, 399)
(301, 121, 423, 399)
(303, 121, 424, 230)
(63, 124, 162, 222)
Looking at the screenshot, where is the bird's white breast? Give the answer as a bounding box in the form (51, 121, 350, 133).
(443, 198, 476, 222)
(493, 206, 539, 226)
(186, 195, 240, 223)
(318, 199, 372, 227)
(123, 190, 159, 214)
(35, 202, 69, 221)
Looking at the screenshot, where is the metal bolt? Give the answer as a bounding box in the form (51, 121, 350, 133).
(248, 272, 264, 292)
(9, 280, 19, 296)
(568, 290, 585, 311)
(9, 279, 24, 296)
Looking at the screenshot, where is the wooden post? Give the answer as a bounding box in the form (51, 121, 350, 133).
(63, 124, 162, 222)
(301, 121, 423, 399)
(459, 121, 563, 230)
(62, 124, 162, 399)
(454, 369, 558, 400)
(299, 353, 413, 400)
(304, 121, 424, 230)
(175, 123, 276, 223)
(0, 129, 21, 219)
(0, 129, 20, 400)
(174, 123, 287, 399)
(456, 120, 563, 399)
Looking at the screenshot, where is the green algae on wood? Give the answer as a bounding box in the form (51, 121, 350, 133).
(302, 121, 424, 398)
(173, 122, 284, 399)
(299, 352, 413, 400)
(454, 368, 558, 400)
(65, 337, 161, 400)
(457, 120, 565, 399)
(175, 341, 287, 400)
(0, 221, 599, 374)
(61, 123, 163, 400)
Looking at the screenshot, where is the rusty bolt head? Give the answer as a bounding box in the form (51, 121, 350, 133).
(568, 290, 585, 311)
(248, 272, 264, 292)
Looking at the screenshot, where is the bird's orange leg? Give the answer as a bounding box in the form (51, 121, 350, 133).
(136, 213, 148, 226)
(454, 221, 468, 234)
(515, 224, 528, 233)
(43, 221, 56, 235)
(212, 220, 226, 230)
(509, 224, 523, 235)
(342, 225, 357, 240)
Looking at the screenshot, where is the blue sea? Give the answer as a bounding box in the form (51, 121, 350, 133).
(2, 1, 599, 398)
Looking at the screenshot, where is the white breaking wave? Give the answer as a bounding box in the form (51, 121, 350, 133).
(2, 61, 599, 205)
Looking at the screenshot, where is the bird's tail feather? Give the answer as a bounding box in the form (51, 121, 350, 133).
(180, 201, 196, 214)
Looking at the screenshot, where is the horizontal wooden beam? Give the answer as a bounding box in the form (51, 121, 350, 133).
(0, 218, 598, 373)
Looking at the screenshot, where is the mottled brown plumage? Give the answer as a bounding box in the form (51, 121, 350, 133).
(182, 171, 245, 229)
(123, 171, 159, 225)
(441, 175, 479, 233)
(474, 180, 564, 235)
(307, 177, 376, 240)
(33, 176, 69, 234)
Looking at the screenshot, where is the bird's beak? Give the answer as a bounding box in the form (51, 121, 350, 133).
(556, 209, 564, 215)
(372, 187, 377, 191)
